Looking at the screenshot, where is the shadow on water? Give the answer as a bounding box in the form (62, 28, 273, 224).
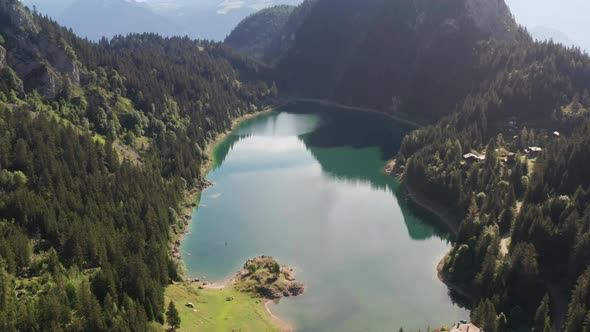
(192, 104, 471, 328)
(292, 104, 456, 242)
(284, 102, 406, 160)
(213, 104, 457, 243)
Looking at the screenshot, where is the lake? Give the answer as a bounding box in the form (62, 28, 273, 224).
(181, 102, 468, 331)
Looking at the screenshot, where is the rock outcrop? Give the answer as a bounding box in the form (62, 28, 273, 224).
(234, 256, 305, 300)
(1, 2, 79, 99)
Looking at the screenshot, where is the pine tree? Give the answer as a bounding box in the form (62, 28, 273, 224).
(472, 299, 498, 332)
(533, 294, 551, 332)
(166, 301, 181, 330)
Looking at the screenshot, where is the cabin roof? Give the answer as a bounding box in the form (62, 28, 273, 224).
(463, 153, 485, 160)
(450, 323, 481, 332)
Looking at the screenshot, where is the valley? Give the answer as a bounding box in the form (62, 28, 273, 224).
(1, 0, 590, 331)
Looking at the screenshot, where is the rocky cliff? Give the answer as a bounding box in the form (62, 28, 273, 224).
(0, 1, 79, 98)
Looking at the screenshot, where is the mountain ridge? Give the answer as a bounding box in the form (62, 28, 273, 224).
(273, 0, 525, 121)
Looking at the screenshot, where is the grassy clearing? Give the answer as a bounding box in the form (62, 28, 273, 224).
(165, 283, 280, 332)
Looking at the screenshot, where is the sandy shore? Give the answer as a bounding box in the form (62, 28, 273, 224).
(265, 300, 294, 332)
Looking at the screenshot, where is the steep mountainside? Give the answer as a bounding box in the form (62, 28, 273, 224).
(275, 0, 525, 121)
(225, 5, 296, 61)
(396, 34, 590, 332)
(0, 0, 274, 329)
(225, 1, 316, 64)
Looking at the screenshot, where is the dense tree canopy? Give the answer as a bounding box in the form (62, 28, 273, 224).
(0, 0, 275, 330)
(397, 38, 590, 331)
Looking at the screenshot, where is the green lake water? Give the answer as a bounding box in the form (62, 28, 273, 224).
(181, 103, 468, 331)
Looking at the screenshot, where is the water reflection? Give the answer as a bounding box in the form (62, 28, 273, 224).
(186, 106, 468, 331)
(213, 107, 455, 242)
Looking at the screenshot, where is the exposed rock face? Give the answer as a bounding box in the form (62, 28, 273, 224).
(5, 36, 80, 99)
(0, 2, 79, 99)
(20, 64, 60, 99)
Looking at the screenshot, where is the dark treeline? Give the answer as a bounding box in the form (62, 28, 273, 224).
(0, 0, 274, 330)
(397, 39, 590, 331)
(0, 107, 182, 331)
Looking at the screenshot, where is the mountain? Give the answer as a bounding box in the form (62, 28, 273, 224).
(22, 0, 75, 17)
(225, 5, 296, 61)
(4, 0, 590, 330)
(225, 1, 315, 63)
(23, 0, 305, 41)
(505, 0, 590, 52)
(530, 26, 578, 49)
(273, 0, 525, 122)
(56, 0, 181, 41)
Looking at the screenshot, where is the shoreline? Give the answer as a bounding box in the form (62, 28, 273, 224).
(398, 175, 460, 235)
(196, 261, 298, 332)
(170, 106, 275, 269)
(286, 98, 423, 128)
(389, 164, 475, 308)
(169, 105, 291, 331)
(170, 100, 462, 330)
(436, 252, 475, 305)
(265, 300, 294, 332)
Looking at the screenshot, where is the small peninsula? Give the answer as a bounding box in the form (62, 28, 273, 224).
(165, 256, 303, 332)
(232, 256, 305, 299)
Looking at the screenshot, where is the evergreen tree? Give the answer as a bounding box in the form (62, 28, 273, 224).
(472, 299, 498, 332)
(533, 295, 551, 332)
(166, 301, 181, 330)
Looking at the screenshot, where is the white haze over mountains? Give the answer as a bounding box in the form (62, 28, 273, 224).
(21, 0, 589, 52)
(22, 0, 301, 40)
(134, 0, 300, 14)
(505, 0, 589, 52)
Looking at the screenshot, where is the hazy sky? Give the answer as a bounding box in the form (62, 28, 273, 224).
(505, 0, 590, 51)
(22, 0, 590, 50)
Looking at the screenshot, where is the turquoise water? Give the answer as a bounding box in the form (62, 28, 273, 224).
(181, 103, 468, 331)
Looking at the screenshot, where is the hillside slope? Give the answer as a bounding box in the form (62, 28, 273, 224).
(0, 0, 274, 329)
(225, 5, 295, 61)
(225, 1, 316, 64)
(274, 0, 525, 121)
